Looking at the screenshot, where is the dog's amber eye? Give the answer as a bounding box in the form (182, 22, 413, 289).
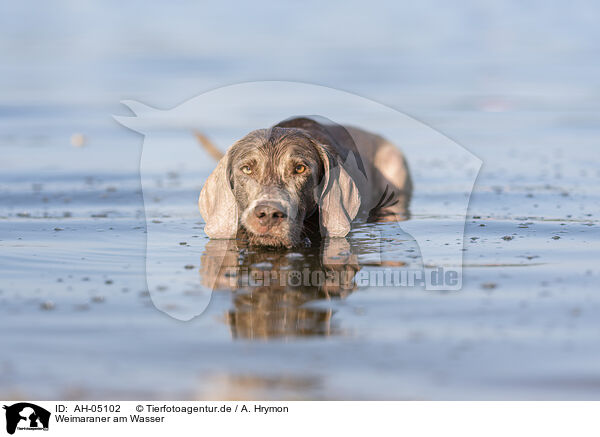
(241, 165, 252, 175)
(294, 164, 307, 174)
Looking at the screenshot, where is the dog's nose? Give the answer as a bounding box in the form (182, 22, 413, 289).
(253, 202, 287, 226)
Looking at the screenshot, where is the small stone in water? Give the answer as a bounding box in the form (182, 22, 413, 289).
(70, 133, 86, 147)
(40, 301, 55, 310)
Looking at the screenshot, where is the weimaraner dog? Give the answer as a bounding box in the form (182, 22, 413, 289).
(199, 116, 412, 248)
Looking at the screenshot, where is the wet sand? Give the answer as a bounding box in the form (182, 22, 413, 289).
(1, 113, 599, 400)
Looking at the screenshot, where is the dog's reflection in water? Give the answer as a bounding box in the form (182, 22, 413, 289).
(200, 238, 360, 339)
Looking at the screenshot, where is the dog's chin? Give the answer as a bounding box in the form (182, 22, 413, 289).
(241, 224, 299, 249)
(248, 233, 294, 248)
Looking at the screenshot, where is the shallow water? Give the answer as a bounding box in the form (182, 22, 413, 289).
(2, 1, 600, 400)
(2, 120, 599, 400)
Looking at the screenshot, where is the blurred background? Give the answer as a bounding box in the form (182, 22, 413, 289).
(1, 1, 599, 400)
(2, 1, 599, 132)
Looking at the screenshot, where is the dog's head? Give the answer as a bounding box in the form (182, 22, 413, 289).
(199, 126, 360, 247)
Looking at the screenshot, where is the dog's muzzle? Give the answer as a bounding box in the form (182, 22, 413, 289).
(252, 201, 287, 229)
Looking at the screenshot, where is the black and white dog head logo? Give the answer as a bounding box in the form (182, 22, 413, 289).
(3, 403, 50, 435)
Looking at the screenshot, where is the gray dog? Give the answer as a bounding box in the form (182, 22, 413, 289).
(199, 117, 412, 248)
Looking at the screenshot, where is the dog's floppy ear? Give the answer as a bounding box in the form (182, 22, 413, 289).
(198, 151, 238, 238)
(315, 146, 361, 237)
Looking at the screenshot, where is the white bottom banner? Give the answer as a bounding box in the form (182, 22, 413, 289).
(0, 401, 598, 436)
